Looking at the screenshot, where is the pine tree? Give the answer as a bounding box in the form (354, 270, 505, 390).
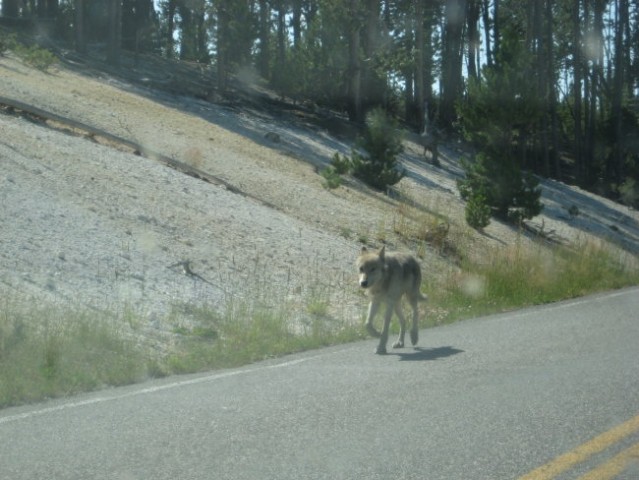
(457, 27, 543, 225)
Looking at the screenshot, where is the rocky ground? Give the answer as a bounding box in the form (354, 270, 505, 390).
(1, 48, 638, 349)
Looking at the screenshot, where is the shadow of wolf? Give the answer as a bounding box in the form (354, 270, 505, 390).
(393, 346, 464, 362)
(356, 246, 428, 354)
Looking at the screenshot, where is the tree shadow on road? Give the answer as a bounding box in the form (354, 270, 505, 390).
(390, 346, 464, 362)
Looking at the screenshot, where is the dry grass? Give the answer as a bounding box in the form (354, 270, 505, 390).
(0, 298, 148, 408)
(426, 238, 639, 325)
(1, 235, 637, 408)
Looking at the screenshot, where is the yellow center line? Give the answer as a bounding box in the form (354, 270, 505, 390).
(518, 414, 639, 480)
(576, 441, 639, 480)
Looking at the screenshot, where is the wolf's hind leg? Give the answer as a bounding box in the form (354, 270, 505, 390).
(409, 297, 419, 346)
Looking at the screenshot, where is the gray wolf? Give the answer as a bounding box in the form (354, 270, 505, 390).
(356, 246, 427, 354)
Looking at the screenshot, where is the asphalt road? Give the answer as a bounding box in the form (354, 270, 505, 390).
(1, 287, 638, 480)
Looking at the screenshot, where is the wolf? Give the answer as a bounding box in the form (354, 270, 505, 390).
(356, 246, 427, 354)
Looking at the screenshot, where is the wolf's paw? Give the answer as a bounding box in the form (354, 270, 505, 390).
(392, 340, 404, 349)
(410, 329, 418, 346)
(375, 345, 387, 355)
(366, 323, 381, 338)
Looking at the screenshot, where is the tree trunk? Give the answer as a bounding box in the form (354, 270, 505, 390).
(165, 0, 176, 58)
(582, 0, 594, 185)
(292, 0, 302, 49)
(583, 0, 605, 186)
(423, 2, 435, 120)
(217, 0, 230, 93)
(532, 0, 545, 174)
(194, 6, 207, 62)
(2, 0, 19, 17)
(546, 0, 560, 178)
(572, 0, 584, 184)
(106, 0, 122, 65)
(361, 0, 381, 111)
(75, 0, 86, 54)
(37, 0, 57, 18)
(178, 4, 194, 60)
(493, 0, 500, 56)
(414, 0, 425, 132)
(480, 0, 493, 67)
(257, 0, 271, 79)
(276, 0, 286, 72)
(440, 0, 467, 128)
(466, 0, 480, 80)
(610, 0, 628, 184)
(121, 0, 152, 52)
(347, 0, 363, 122)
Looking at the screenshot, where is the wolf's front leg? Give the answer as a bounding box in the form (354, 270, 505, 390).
(365, 299, 381, 338)
(376, 303, 395, 354)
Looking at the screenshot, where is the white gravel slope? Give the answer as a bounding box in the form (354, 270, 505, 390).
(0, 114, 358, 331)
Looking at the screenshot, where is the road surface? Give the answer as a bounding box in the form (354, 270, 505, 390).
(1, 287, 638, 479)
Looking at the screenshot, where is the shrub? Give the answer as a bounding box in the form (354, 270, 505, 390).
(319, 153, 352, 189)
(618, 177, 639, 207)
(0, 33, 18, 55)
(458, 153, 542, 225)
(5, 36, 57, 72)
(330, 152, 351, 175)
(464, 190, 491, 230)
(20, 44, 57, 71)
(350, 107, 405, 191)
(320, 166, 342, 189)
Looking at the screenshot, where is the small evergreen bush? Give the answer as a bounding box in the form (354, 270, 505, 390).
(320, 166, 342, 189)
(0, 33, 18, 55)
(3, 34, 57, 71)
(330, 152, 351, 175)
(350, 107, 405, 191)
(319, 153, 351, 189)
(464, 191, 491, 230)
(21, 45, 57, 71)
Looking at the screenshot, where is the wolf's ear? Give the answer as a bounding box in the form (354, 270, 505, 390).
(361, 246, 368, 254)
(378, 245, 385, 259)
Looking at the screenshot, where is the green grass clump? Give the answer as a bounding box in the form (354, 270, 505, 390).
(0, 255, 363, 407)
(166, 297, 362, 374)
(0, 299, 147, 408)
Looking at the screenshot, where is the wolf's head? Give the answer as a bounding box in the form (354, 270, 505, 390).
(356, 246, 386, 289)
